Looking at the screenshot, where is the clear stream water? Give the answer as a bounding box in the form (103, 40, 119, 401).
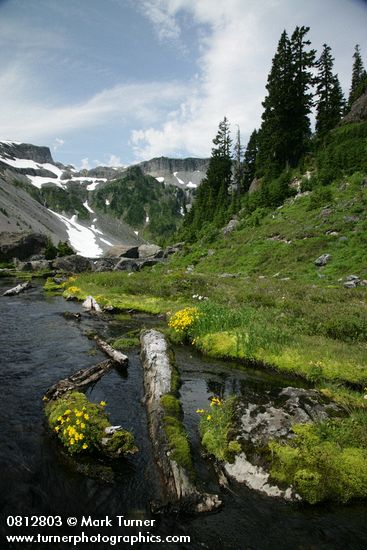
(0, 279, 366, 550)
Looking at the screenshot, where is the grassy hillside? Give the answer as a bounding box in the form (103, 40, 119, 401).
(51, 120, 367, 504)
(62, 164, 367, 387)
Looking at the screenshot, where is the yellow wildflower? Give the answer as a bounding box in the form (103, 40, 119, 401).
(82, 443, 88, 449)
(80, 422, 85, 429)
(84, 414, 89, 420)
(100, 401, 107, 407)
(207, 415, 212, 420)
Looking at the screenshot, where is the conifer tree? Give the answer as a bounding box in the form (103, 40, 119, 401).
(233, 126, 243, 188)
(315, 44, 345, 137)
(256, 27, 315, 178)
(243, 129, 258, 192)
(181, 117, 232, 239)
(288, 26, 316, 165)
(348, 44, 367, 107)
(256, 30, 293, 177)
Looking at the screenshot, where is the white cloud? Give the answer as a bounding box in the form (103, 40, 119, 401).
(138, 0, 181, 41)
(0, 61, 189, 143)
(106, 154, 122, 167)
(131, 0, 367, 160)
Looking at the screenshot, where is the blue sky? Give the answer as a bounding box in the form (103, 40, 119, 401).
(0, 0, 366, 168)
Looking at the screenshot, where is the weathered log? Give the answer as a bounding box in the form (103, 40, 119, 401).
(3, 280, 31, 296)
(94, 337, 128, 366)
(44, 360, 113, 401)
(140, 329, 221, 513)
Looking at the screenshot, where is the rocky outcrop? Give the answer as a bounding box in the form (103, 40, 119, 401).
(315, 253, 331, 266)
(342, 89, 367, 124)
(16, 259, 53, 272)
(0, 231, 48, 261)
(137, 244, 163, 259)
(222, 387, 341, 500)
(52, 255, 92, 273)
(140, 330, 221, 513)
(105, 245, 139, 258)
(0, 142, 54, 164)
(343, 274, 367, 288)
(138, 157, 209, 176)
(222, 218, 238, 235)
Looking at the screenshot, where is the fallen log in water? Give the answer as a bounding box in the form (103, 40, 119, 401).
(95, 337, 128, 366)
(140, 329, 221, 514)
(44, 360, 113, 401)
(3, 280, 31, 296)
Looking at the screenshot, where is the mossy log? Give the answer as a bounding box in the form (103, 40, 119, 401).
(44, 360, 113, 401)
(3, 280, 31, 296)
(140, 329, 221, 513)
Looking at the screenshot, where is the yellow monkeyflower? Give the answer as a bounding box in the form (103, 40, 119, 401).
(168, 307, 200, 333)
(64, 409, 71, 415)
(80, 422, 86, 429)
(100, 401, 107, 407)
(54, 426, 60, 432)
(70, 438, 75, 445)
(84, 414, 89, 420)
(82, 443, 88, 449)
(207, 415, 212, 420)
(196, 409, 205, 414)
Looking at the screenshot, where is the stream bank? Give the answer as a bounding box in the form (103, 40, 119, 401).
(0, 279, 366, 549)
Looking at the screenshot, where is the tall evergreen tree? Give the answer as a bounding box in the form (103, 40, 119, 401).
(288, 26, 316, 165)
(348, 44, 367, 107)
(181, 117, 232, 239)
(243, 129, 258, 192)
(233, 125, 244, 194)
(315, 44, 345, 137)
(256, 30, 293, 177)
(256, 27, 315, 178)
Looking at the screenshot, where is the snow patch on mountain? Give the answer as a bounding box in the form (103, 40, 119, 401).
(83, 200, 94, 213)
(49, 210, 103, 257)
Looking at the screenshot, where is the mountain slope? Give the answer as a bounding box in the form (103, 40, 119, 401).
(0, 141, 209, 255)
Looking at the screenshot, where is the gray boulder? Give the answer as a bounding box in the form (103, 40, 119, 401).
(114, 258, 140, 272)
(315, 253, 331, 266)
(18, 259, 52, 272)
(52, 255, 92, 273)
(138, 244, 163, 259)
(105, 245, 139, 258)
(0, 232, 48, 261)
(92, 258, 120, 272)
(222, 219, 238, 235)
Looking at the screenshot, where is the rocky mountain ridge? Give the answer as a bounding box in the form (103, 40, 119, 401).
(0, 141, 208, 256)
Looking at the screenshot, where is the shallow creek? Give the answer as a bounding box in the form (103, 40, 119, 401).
(0, 279, 365, 549)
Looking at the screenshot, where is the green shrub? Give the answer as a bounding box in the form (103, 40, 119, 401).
(45, 391, 136, 456)
(44, 238, 58, 260)
(198, 396, 239, 462)
(269, 412, 367, 503)
(57, 241, 74, 256)
(307, 187, 333, 210)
